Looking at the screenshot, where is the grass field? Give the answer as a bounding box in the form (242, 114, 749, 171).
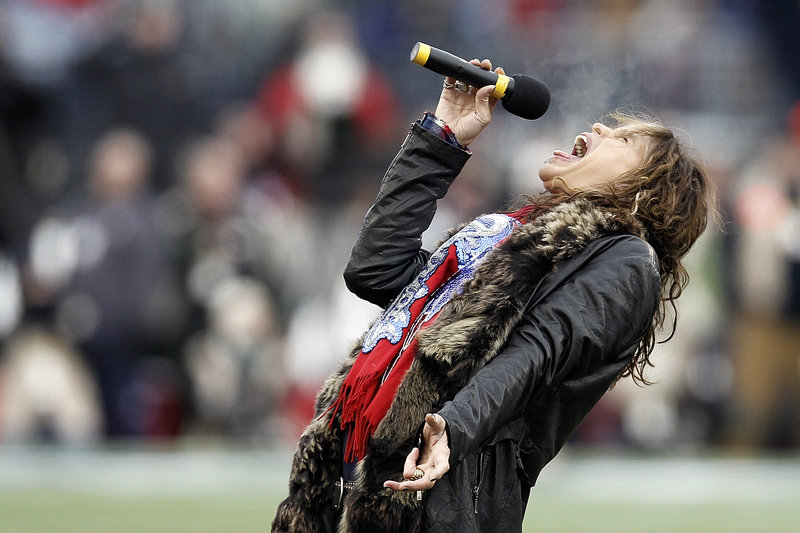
(0, 445, 798, 532)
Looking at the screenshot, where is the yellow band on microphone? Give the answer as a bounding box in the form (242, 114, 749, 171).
(491, 74, 511, 99)
(411, 42, 431, 66)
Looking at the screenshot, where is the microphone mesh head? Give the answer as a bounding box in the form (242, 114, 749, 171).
(503, 75, 550, 120)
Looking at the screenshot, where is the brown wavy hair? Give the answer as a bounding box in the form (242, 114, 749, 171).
(523, 111, 717, 385)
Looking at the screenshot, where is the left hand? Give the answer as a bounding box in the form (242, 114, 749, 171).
(383, 413, 450, 492)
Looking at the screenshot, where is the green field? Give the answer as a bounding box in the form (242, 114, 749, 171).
(1, 446, 798, 532)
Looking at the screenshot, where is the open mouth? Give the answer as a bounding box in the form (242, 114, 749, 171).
(572, 134, 589, 158)
(549, 133, 590, 163)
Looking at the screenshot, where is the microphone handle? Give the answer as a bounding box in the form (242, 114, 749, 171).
(410, 42, 514, 100)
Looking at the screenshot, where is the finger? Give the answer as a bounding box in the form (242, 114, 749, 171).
(480, 83, 502, 114)
(402, 447, 421, 479)
(383, 479, 405, 491)
(469, 58, 492, 71)
(384, 463, 436, 491)
(475, 85, 495, 118)
(464, 60, 494, 95)
(420, 460, 444, 483)
(383, 475, 436, 492)
(427, 465, 447, 483)
(442, 75, 464, 93)
(425, 413, 445, 431)
(424, 413, 449, 447)
(384, 480, 430, 492)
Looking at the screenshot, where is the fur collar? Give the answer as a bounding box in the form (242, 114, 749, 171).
(272, 198, 629, 533)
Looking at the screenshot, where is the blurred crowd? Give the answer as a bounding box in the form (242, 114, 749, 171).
(0, 0, 798, 452)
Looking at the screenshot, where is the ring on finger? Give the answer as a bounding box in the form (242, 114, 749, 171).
(442, 80, 456, 90)
(410, 468, 425, 481)
(453, 80, 470, 92)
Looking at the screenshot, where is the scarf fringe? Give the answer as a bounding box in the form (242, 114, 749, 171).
(329, 374, 381, 462)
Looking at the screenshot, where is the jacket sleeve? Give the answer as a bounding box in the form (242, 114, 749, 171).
(437, 235, 661, 466)
(343, 122, 470, 307)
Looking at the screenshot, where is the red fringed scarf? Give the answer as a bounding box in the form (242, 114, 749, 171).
(328, 208, 533, 462)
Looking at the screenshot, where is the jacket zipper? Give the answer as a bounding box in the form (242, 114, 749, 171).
(472, 449, 487, 514)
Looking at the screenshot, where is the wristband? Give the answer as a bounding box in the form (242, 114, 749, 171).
(419, 111, 465, 150)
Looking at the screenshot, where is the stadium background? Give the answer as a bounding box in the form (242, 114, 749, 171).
(0, 0, 799, 531)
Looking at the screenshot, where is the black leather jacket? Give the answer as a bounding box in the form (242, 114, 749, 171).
(343, 124, 661, 532)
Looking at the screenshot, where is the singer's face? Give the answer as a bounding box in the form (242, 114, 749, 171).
(539, 123, 648, 193)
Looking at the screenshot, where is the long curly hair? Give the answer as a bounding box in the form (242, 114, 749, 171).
(524, 111, 717, 385)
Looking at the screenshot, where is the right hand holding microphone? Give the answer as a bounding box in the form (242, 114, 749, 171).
(435, 59, 503, 148)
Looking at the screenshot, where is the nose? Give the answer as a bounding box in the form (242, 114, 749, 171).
(592, 123, 609, 135)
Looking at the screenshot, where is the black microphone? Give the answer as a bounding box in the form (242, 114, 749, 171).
(410, 42, 550, 120)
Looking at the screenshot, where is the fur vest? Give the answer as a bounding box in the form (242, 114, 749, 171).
(272, 198, 639, 533)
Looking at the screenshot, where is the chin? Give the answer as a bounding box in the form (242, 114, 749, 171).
(538, 181, 557, 194)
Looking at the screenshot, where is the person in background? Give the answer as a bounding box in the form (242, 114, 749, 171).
(157, 135, 289, 439)
(252, 11, 400, 207)
(724, 101, 800, 449)
(25, 128, 175, 438)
